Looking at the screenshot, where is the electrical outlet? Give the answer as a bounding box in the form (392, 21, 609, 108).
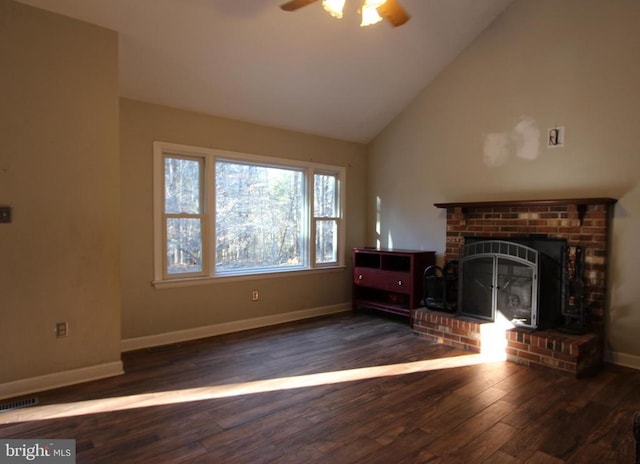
(0, 206, 11, 223)
(252, 290, 259, 301)
(55, 322, 68, 338)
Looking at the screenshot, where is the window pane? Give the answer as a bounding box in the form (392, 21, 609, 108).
(316, 219, 337, 264)
(216, 161, 304, 272)
(166, 218, 202, 274)
(165, 157, 201, 214)
(314, 173, 337, 217)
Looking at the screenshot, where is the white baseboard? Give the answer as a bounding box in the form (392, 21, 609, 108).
(121, 303, 351, 352)
(604, 350, 640, 370)
(0, 361, 124, 401)
(0, 305, 350, 401)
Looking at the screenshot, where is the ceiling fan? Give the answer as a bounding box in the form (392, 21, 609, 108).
(280, 0, 411, 28)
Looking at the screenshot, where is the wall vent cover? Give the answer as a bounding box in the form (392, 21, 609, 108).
(0, 397, 39, 413)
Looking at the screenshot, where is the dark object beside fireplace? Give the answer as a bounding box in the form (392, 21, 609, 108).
(459, 237, 566, 329)
(422, 260, 458, 313)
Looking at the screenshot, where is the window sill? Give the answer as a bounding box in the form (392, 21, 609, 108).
(152, 266, 348, 289)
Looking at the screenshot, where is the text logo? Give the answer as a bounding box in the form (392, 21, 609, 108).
(0, 440, 75, 463)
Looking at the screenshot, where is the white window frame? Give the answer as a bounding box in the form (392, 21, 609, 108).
(312, 169, 343, 268)
(161, 154, 207, 280)
(153, 141, 346, 287)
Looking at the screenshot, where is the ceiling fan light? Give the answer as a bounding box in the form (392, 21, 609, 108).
(322, 0, 345, 19)
(361, 0, 386, 26)
(360, 6, 383, 26)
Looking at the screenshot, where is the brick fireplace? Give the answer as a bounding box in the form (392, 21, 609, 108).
(413, 198, 616, 376)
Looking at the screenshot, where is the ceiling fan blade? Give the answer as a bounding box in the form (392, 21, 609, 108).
(377, 0, 411, 27)
(280, 0, 320, 12)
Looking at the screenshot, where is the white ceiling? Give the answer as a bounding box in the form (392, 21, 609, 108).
(17, 0, 514, 143)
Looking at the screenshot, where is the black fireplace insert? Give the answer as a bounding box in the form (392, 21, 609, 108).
(459, 237, 566, 329)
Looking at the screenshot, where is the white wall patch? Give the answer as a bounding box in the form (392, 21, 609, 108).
(482, 116, 542, 167)
(483, 132, 510, 167)
(513, 117, 540, 160)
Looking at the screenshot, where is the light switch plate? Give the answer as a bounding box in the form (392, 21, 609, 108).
(547, 126, 565, 148)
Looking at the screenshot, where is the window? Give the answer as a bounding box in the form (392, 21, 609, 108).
(314, 172, 340, 264)
(163, 156, 204, 276)
(215, 160, 305, 274)
(153, 142, 345, 284)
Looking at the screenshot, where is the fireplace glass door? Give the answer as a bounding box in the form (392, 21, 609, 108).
(496, 257, 535, 326)
(459, 257, 494, 320)
(459, 241, 539, 328)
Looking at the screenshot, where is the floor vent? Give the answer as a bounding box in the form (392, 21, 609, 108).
(0, 397, 39, 413)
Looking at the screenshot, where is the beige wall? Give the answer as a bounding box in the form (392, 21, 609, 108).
(0, 2, 121, 385)
(367, 0, 640, 361)
(120, 99, 366, 341)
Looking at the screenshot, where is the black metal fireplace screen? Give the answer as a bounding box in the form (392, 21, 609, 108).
(459, 238, 566, 329)
(459, 241, 540, 328)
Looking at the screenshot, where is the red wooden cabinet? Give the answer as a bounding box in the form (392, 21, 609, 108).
(352, 248, 435, 325)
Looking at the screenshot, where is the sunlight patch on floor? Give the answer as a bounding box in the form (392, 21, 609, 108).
(0, 353, 504, 424)
(480, 312, 511, 362)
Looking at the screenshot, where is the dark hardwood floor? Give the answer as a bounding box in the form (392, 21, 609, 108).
(1, 311, 639, 463)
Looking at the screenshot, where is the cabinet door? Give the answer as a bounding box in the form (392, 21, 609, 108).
(354, 268, 411, 294)
(380, 271, 412, 294)
(353, 268, 384, 287)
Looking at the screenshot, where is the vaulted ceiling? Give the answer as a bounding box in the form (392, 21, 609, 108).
(17, 0, 514, 143)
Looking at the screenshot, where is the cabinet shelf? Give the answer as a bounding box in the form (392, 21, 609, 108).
(352, 248, 435, 325)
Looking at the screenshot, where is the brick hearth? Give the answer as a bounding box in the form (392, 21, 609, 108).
(413, 308, 602, 377)
(417, 198, 616, 376)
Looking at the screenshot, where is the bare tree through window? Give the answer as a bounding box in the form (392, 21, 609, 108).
(216, 161, 304, 272)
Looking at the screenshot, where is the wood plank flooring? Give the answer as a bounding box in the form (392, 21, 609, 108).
(1, 311, 639, 463)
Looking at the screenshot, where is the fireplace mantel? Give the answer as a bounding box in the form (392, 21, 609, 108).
(434, 198, 617, 209)
(434, 198, 617, 226)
